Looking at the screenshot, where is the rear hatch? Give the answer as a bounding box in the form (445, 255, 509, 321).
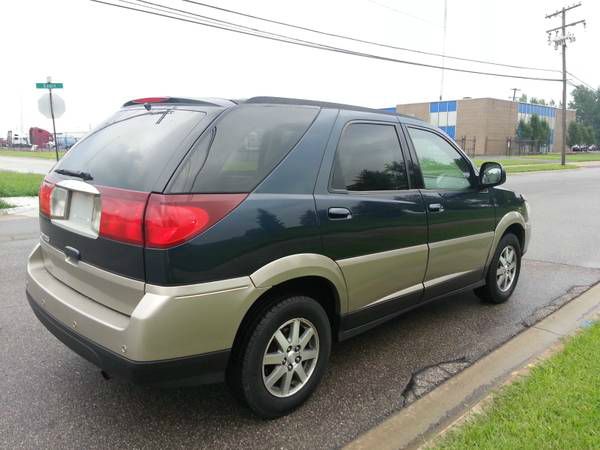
(38, 103, 217, 315)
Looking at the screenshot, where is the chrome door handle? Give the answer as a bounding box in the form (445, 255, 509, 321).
(328, 207, 353, 220)
(428, 203, 445, 213)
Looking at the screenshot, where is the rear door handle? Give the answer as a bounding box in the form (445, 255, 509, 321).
(428, 203, 445, 213)
(328, 207, 353, 220)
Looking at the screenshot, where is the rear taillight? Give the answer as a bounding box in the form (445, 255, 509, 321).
(39, 181, 54, 217)
(144, 193, 247, 249)
(97, 186, 149, 245)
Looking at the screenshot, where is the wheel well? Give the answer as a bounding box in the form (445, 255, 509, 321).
(503, 223, 525, 250)
(229, 276, 340, 363)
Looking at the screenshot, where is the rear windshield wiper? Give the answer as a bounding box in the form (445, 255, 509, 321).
(54, 168, 94, 181)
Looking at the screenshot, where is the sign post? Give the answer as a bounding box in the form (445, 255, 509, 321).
(36, 77, 64, 161)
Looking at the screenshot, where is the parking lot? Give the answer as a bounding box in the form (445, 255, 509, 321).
(2, 167, 600, 449)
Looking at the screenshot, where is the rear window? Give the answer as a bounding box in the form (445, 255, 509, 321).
(54, 109, 206, 191)
(168, 105, 319, 193)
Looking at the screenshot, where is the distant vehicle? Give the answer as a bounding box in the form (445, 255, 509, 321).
(54, 134, 79, 149)
(8, 133, 30, 147)
(29, 127, 53, 148)
(27, 96, 531, 418)
(589, 144, 598, 151)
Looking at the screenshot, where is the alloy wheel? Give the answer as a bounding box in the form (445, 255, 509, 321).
(262, 318, 319, 398)
(496, 244, 517, 292)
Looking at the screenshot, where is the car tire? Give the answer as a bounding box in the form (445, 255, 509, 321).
(227, 295, 331, 419)
(475, 233, 521, 304)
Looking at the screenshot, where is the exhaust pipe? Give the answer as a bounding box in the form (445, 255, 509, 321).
(100, 370, 111, 380)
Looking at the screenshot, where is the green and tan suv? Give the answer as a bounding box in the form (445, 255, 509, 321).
(26, 96, 530, 418)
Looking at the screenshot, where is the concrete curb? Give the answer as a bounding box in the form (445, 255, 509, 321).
(0, 205, 37, 216)
(0, 197, 38, 217)
(344, 283, 600, 450)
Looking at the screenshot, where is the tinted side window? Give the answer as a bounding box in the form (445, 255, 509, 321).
(408, 127, 473, 190)
(169, 105, 319, 193)
(331, 123, 408, 191)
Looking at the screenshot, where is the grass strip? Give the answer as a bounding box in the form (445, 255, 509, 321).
(0, 148, 65, 160)
(433, 321, 600, 450)
(522, 153, 600, 162)
(0, 171, 44, 197)
(504, 163, 577, 173)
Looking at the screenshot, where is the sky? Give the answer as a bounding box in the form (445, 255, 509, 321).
(1, 0, 598, 138)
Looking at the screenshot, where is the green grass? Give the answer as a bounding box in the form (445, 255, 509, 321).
(0, 171, 44, 197)
(522, 152, 600, 162)
(0, 199, 13, 209)
(0, 148, 65, 159)
(433, 321, 600, 450)
(473, 158, 578, 173)
(474, 158, 543, 166)
(504, 163, 577, 173)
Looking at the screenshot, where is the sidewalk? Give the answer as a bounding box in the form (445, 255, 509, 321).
(0, 155, 54, 174)
(0, 196, 38, 217)
(345, 282, 600, 450)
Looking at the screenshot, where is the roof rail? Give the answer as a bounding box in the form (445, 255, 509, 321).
(243, 96, 414, 118)
(122, 97, 236, 108)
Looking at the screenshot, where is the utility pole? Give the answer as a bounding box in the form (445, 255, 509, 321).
(510, 88, 521, 102)
(47, 77, 60, 162)
(439, 0, 448, 101)
(546, 3, 586, 166)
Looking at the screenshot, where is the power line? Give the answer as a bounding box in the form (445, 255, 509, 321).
(567, 71, 595, 89)
(182, 0, 561, 74)
(365, 0, 442, 27)
(91, 0, 563, 83)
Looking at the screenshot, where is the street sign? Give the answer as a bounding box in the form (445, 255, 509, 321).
(37, 77, 63, 161)
(39, 93, 66, 119)
(36, 82, 63, 89)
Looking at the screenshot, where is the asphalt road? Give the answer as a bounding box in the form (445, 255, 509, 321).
(2, 167, 600, 450)
(0, 156, 55, 174)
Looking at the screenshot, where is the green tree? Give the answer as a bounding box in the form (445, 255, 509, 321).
(539, 120, 551, 145)
(518, 93, 528, 103)
(569, 86, 600, 144)
(529, 114, 542, 141)
(529, 97, 547, 106)
(516, 119, 532, 139)
(581, 126, 595, 145)
(567, 121, 582, 146)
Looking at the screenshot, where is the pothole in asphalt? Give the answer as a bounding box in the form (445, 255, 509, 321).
(401, 357, 471, 406)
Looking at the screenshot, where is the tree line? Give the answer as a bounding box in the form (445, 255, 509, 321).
(516, 87, 599, 147)
(568, 86, 599, 146)
(516, 115, 552, 145)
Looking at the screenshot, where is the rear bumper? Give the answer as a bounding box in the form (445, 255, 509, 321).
(27, 291, 229, 385)
(26, 243, 266, 385)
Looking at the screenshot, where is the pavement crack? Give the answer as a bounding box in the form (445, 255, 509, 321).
(521, 284, 593, 328)
(523, 257, 600, 272)
(400, 357, 471, 407)
(532, 325, 566, 337)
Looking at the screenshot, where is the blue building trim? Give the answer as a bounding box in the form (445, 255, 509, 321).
(518, 102, 556, 118)
(430, 100, 457, 113)
(440, 126, 456, 139)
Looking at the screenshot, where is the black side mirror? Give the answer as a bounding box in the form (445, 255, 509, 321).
(479, 161, 506, 188)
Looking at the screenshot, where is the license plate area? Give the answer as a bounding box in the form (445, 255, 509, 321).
(51, 180, 101, 239)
